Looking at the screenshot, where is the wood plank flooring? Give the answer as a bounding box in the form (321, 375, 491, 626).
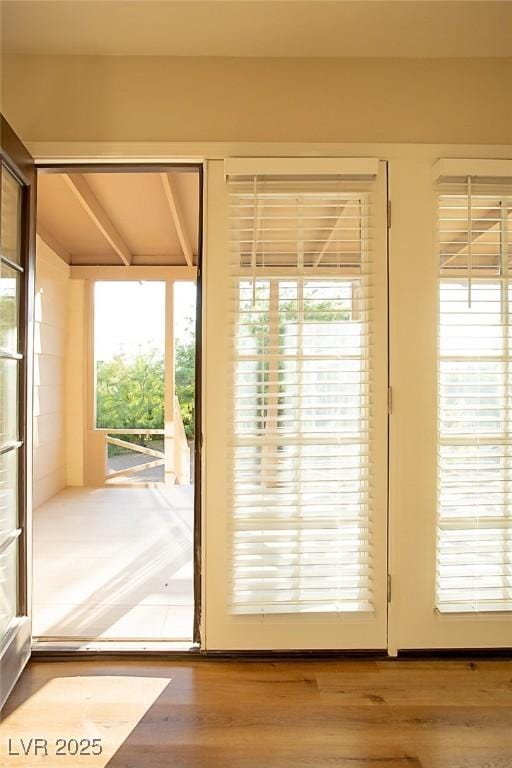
(1, 658, 511, 767)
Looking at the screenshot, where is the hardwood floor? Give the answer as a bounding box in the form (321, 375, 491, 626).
(1, 658, 511, 767)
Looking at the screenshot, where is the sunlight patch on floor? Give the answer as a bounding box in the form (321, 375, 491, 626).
(0, 675, 171, 767)
(32, 486, 194, 641)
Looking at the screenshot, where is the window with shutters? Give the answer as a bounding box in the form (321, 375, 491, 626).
(438, 180, 512, 613)
(229, 177, 375, 615)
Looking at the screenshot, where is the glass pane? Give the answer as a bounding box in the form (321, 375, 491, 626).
(1, 166, 22, 265)
(438, 193, 505, 275)
(439, 281, 502, 358)
(0, 262, 19, 352)
(232, 183, 365, 270)
(232, 276, 371, 615)
(438, 270, 512, 613)
(0, 540, 17, 639)
(0, 449, 17, 537)
(0, 358, 18, 444)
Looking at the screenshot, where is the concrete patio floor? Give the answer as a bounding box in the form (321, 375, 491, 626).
(32, 485, 194, 641)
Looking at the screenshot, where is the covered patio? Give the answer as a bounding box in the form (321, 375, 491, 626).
(32, 167, 200, 643)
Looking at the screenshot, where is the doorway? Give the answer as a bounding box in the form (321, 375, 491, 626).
(31, 166, 202, 645)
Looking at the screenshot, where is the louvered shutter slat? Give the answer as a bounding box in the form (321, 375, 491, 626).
(228, 175, 376, 616)
(438, 181, 512, 613)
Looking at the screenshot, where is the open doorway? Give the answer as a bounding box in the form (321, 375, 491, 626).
(31, 167, 201, 646)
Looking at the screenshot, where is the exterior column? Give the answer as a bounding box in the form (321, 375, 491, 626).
(164, 280, 176, 484)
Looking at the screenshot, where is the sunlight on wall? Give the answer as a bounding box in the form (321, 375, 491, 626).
(33, 237, 70, 508)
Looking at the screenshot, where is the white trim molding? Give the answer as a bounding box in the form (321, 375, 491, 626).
(432, 158, 512, 184)
(224, 156, 380, 178)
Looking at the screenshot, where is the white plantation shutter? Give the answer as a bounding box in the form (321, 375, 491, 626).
(438, 174, 512, 613)
(227, 162, 378, 616)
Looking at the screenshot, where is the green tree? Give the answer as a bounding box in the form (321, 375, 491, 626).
(96, 343, 196, 445)
(241, 283, 352, 432)
(96, 349, 165, 441)
(175, 339, 195, 441)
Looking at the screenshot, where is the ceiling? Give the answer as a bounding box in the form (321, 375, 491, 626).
(2, 1, 512, 59)
(37, 170, 200, 267)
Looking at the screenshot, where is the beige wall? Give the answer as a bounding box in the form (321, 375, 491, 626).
(1, 55, 511, 145)
(33, 238, 70, 508)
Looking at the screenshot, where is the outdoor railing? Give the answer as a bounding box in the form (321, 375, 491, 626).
(102, 398, 190, 485)
(105, 430, 165, 482)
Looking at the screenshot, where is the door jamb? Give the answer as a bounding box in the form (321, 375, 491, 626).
(0, 116, 36, 705)
(35, 161, 205, 648)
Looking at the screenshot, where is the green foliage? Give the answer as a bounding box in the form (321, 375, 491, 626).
(241, 285, 351, 329)
(96, 342, 196, 445)
(96, 349, 165, 438)
(279, 296, 351, 324)
(241, 283, 352, 429)
(175, 340, 196, 441)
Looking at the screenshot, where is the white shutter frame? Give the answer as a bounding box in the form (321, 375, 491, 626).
(228, 171, 378, 616)
(432, 158, 512, 185)
(437, 178, 512, 614)
(225, 157, 380, 180)
(204, 158, 388, 649)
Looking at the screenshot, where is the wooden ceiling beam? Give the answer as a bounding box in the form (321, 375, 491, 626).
(63, 174, 132, 266)
(160, 172, 194, 267)
(37, 224, 71, 264)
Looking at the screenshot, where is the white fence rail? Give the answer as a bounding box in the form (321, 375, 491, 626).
(103, 398, 190, 485)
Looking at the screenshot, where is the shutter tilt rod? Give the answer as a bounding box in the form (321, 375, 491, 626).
(467, 175, 473, 309)
(251, 176, 259, 307)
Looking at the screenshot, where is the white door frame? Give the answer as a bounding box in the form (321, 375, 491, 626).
(30, 142, 512, 653)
